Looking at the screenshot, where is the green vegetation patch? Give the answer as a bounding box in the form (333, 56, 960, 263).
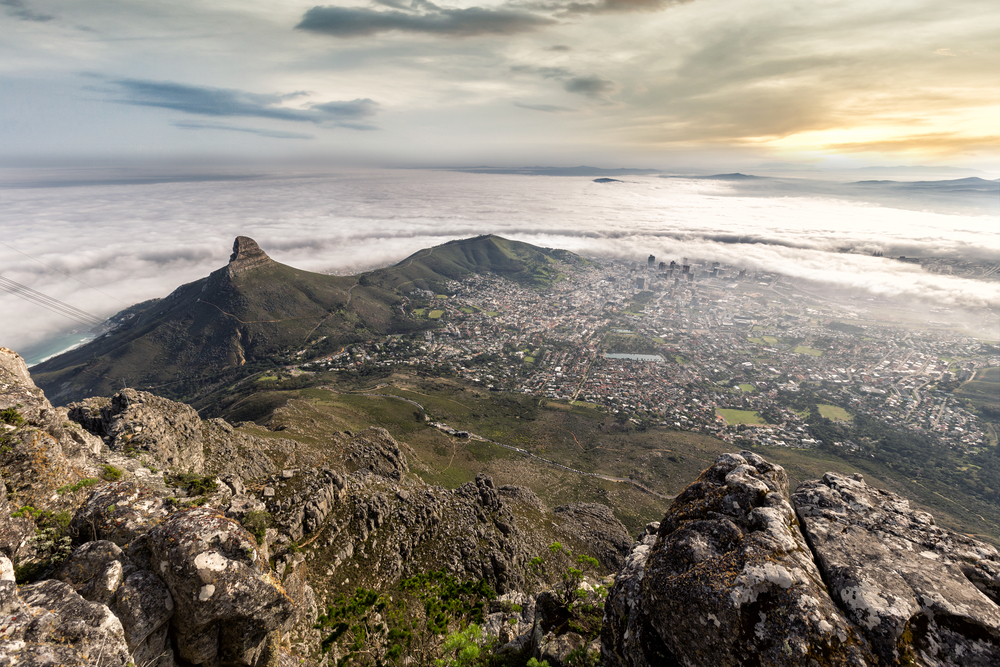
(716, 408, 764, 425)
(435, 294, 449, 299)
(738, 384, 756, 393)
(58, 478, 101, 494)
(605, 332, 658, 355)
(818, 404, 852, 421)
(428, 310, 445, 319)
(0, 407, 25, 427)
(794, 346, 825, 357)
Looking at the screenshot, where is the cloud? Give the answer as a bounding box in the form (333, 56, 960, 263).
(552, 0, 690, 14)
(296, 4, 556, 38)
(104, 78, 379, 128)
(1, 170, 997, 354)
(545, 44, 571, 51)
(563, 75, 616, 98)
(511, 66, 617, 99)
(513, 102, 575, 112)
(1, 0, 53, 22)
(172, 122, 315, 139)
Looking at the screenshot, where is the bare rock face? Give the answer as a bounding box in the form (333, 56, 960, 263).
(0, 469, 35, 562)
(1, 348, 100, 512)
(68, 388, 205, 473)
(54, 540, 175, 666)
(70, 481, 171, 547)
(794, 472, 1000, 666)
(552, 503, 632, 571)
(0, 347, 59, 431)
(0, 578, 132, 666)
(606, 451, 874, 667)
(145, 506, 294, 666)
(341, 427, 408, 481)
(227, 236, 273, 277)
(601, 522, 676, 667)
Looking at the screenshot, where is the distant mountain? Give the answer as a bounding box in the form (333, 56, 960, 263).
(852, 176, 1000, 193)
(659, 173, 767, 181)
(30, 235, 577, 405)
(364, 234, 580, 292)
(451, 166, 660, 177)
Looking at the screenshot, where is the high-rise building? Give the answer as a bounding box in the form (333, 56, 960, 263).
(658, 261, 666, 272)
(647, 255, 655, 268)
(636, 277, 645, 290)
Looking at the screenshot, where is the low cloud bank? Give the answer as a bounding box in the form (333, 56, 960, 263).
(1, 169, 996, 352)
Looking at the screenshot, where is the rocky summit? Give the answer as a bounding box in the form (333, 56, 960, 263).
(3, 344, 1000, 666)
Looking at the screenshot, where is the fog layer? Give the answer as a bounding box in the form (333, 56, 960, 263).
(1, 168, 997, 352)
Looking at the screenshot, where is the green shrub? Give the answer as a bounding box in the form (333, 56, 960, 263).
(166, 472, 218, 496)
(102, 464, 123, 481)
(57, 477, 101, 494)
(0, 407, 24, 427)
(241, 510, 272, 545)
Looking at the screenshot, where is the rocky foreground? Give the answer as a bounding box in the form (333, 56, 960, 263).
(2, 345, 1000, 666)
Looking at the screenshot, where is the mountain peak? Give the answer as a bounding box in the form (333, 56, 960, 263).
(228, 236, 272, 276)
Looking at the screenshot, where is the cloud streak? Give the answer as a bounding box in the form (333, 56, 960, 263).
(1, 0, 53, 22)
(172, 122, 315, 139)
(104, 78, 379, 129)
(296, 4, 556, 37)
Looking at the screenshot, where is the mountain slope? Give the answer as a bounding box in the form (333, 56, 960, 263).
(30, 237, 402, 404)
(367, 234, 578, 291)
(30, 235, 580, 405)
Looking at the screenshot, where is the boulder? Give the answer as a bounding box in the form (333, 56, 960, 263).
(601, 522, 677, 667)
(0, 468, 34, 562)
(145, 506, 293, 665)
(70, 482, 171, 547)
(342, 427, 408, 481)
(794, 472, 1000, 666)
(606, 451, 874, 667)
(68, 388, 205, 473)
(0, 578, 132, 666)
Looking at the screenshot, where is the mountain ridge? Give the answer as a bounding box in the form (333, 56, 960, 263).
(31, 234, 569, 406)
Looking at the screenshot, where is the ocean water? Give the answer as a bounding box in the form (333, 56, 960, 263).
(1, 168, 997, 353)
(20, 330, 97, 367)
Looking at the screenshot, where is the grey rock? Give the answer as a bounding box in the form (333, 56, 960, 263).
(70, 482, 170, 547)
(552, 503, 631, 571)
(0, 468, 34, 562)
(145, 505, 294, 665)
(68, 388, 205, 473)
(0, 578, 131, 666)
(606, 451, 874, 667)
(601, 524, 675, 667)
(342, 427, 408, 481)
(794, 471, 1000, 666)
(112, 569, 174, 666)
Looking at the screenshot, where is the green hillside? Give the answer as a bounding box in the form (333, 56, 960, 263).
(366, 234, 578, 291)
(31, 235, 580, 405)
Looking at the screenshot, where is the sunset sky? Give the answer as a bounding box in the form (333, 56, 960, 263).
(2, 0, 998, 170)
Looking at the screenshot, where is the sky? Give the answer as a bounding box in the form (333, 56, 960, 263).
(1, 0, 999, 169)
